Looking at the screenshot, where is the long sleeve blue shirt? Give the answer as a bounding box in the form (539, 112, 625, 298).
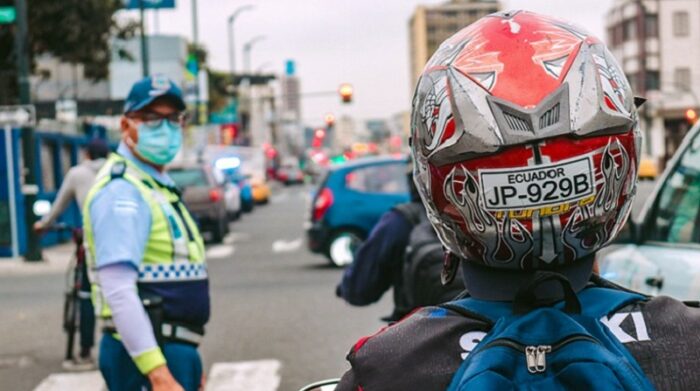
(338, 209, 414, 306)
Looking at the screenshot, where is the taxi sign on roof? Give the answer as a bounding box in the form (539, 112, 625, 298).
(0, 105, 36, 127)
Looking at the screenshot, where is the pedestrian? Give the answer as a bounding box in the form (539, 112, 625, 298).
(336, 11, 700, 391)
(335, 165, 425, 321)
(34, 138, 109, 370)
(83, 74, 209, 391)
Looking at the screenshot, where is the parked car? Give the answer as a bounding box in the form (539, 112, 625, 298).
(638, 156, 659, 180)
(213, 167, 242, 221)
(250, 173, 271, 204)
(277, 164, 305, 186)
(214, 156, 255, 213)
(598, 121, 700, 299)
(306, 155, 410, 267)
(168, 163, 229, 243)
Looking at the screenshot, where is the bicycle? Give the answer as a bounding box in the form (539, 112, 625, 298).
(46, 223, 91, 366)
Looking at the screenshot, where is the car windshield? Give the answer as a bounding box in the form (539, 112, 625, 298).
(169, 168, 208, 188)
(651, 130, 700, 243)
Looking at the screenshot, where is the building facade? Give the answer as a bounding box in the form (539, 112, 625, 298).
(408, 0, 501, 88)
(606, 0, 700, 163)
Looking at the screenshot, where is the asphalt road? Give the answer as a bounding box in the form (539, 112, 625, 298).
(0, 185, 391, 391)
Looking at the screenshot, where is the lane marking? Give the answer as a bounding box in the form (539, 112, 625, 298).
(33, 371, 104, 391)
(206, 245, 236, 259)
(271, 193, 289, 203)
(206, 359, 281, 391)
(272, 238, 303, 253)
(224, 232, 251, 244)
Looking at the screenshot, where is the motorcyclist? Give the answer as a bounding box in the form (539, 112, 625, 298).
(336, 10, 700, 391)
(336, 165, 426, 321)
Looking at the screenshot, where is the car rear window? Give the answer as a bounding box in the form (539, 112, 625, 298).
(345, 163, 408, 194)
(169, 168, 209, 187)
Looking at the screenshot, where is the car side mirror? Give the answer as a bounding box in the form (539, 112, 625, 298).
(298, 379, 340, 391)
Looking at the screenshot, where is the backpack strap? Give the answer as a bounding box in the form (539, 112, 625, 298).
(442, 284, 646, 323)
(392, 202, 425, 226)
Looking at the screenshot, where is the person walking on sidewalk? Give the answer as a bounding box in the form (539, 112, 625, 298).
(34, 138, 109, 370)
(83, 75, 209, 391)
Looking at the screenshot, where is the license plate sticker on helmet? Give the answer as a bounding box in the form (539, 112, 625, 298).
(478, 156, 595, 211)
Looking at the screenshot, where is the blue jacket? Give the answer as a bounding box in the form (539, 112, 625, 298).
(337, 207, 415, 315)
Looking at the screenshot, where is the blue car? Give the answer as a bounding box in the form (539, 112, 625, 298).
(306, 155, 410, 266)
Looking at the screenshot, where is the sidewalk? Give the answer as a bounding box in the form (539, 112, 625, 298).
(0, 242, 74, 276)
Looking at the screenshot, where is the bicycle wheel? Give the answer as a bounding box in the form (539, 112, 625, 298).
(62, 255, 80, 361)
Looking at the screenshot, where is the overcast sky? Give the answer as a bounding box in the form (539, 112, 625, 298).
(121, 0, 613, 127)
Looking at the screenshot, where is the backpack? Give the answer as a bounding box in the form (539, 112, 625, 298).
(393, 203, 465, 316)
(444, 272, 654, 391)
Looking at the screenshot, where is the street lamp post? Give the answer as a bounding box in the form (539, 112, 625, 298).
(139, 0, 149, 77)
(192, 0, 201, 124)
(228, 5, 254, 76)
(243, 36, 266, 73)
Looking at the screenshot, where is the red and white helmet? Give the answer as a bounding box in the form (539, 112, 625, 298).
(411, 10, 640, 271)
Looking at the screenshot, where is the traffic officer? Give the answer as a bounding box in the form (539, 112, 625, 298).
(83, 75, 209, 391)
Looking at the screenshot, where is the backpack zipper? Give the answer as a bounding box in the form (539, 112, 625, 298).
(481, 335, 598, 374)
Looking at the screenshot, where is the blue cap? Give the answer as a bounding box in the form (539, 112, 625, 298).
(123, 74, 186, 113)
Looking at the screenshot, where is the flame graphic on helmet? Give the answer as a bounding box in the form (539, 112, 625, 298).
(444, 166, 533, 267)
(594, 53, 631, 115)
(420, 77, 453, 152)
(563, 138, 631, 257)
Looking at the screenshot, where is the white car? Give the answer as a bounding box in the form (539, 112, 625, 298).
(213, 167, 242, 221)
(598, 121, 700, 300)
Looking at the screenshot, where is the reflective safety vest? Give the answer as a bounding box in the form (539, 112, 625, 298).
(83, 153, 207, 320)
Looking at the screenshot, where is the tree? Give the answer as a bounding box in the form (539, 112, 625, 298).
(0, 0, 134, 104)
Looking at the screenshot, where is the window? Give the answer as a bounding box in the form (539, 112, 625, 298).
(645, 71, 660, 91)
(169, 168, 208, 188)
(645, 14, 658, 37)
(345, 163, 408, 194)
(650, 131, 700, 243)
(40, 141, 56, 192)
(673, 11, 690, 37)
(623, 19, 636, 41)
(675, 68, 691, 91)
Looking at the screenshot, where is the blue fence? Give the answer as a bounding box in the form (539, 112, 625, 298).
(0, 124, 111, 257)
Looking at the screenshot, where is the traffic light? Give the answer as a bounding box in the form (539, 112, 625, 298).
(324, 113, 335, 127)
(685, 109, 698, 124)
(339, 83, 353, 104)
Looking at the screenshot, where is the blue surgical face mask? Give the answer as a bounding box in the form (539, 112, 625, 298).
(134, 121, 182, 165)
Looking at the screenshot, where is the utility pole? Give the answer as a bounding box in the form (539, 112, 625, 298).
(139, 0, 150, 77)
(228, 5, 254, 76)
(15, 0, 41, 261)
(14, 0, 29, 104)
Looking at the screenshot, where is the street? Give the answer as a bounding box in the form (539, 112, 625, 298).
(0, 185, 391, 391)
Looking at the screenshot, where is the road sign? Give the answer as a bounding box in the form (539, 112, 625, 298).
(0, 105, 35, 127)
(0, 7, 16, 24)
(123, 0, 175, 10)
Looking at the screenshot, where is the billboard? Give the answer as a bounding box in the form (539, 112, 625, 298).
(123, 0, 175, 10)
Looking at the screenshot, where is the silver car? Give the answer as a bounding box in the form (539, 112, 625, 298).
(599, 121, 700, 299)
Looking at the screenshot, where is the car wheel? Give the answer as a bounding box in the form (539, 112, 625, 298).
(211, 219, 226, 244)
(326, 230, 363, 267)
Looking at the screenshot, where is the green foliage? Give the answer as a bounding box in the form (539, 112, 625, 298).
(0, 0, 133, 103)
(209, 69, 233, 113)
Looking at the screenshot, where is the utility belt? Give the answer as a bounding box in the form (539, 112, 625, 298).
(102, 296, 204, 347)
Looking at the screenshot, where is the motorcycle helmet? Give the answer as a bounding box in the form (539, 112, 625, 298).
(410, 11, 640, 283)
